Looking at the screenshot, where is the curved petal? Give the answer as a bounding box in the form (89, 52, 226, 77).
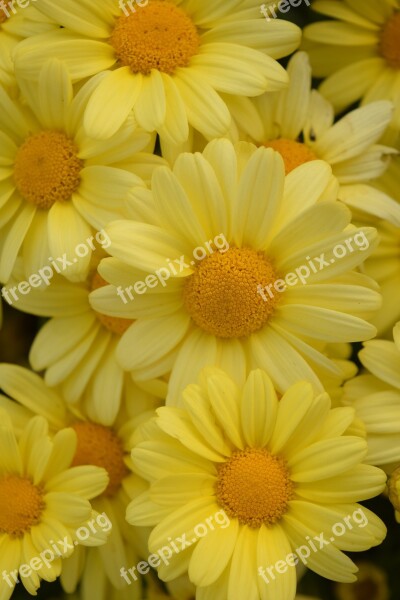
(84, 68, 142, 139)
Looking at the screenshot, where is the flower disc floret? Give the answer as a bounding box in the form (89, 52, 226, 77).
(110, 0, 200, 75)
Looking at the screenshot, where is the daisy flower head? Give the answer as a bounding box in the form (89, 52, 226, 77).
(0, 57, 164, 284)
(0, 363, 161, 600)
(127, 368, 387, 600)
(225, 51, 397, 185)
(0, 407, 109, 600)
(303, 0, 400, 128)
(343, 322, 400, 473)
(90, 139, 381, 402)
(3, 258, 167, 422)
(14, 0, 301, 144)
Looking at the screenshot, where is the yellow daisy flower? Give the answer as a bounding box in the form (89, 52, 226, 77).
(303, 0, 400, 127)
(14, 0, 300, 143)
(127, 368, 387, 600)
(162, 52, 397, 178)
(0, 57, 163, 283)
(228, 52, 396, 183)
(0, 363, 160, 600)
(338, 184, 400, 334)
(0, 408, 109, 600)
(343, 322, 400, 472)
(3, 259, 167, 420)
(90, 139, 380, 402)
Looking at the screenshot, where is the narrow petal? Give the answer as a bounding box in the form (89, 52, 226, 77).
(47, 202, 93, 280)
(228, 526, 259, 600)
(288, 437, 367, 481)
(240, 370, 278, 448)
(134, 69, 167, 131)
(15, 32, 116, 82)
(232, 147, 284, 249)
(319, 58, 385, 113)
(189, 516, 239, 586)
(116, 311, 190, 371)
(158, 72, 189, 144)
(173, 68, 231, 138)
(257, 524, 296, 600)
(84, 68, 142, 139)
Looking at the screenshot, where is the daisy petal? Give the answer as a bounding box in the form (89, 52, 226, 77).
(84, 68, 142, 139)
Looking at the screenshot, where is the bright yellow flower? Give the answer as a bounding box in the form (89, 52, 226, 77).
(4, 259, 167, 419)
(90, 139, 380, 402)
(163, 52, 396, 179)
(0, 408, 108, 600)
(0, 363, 161, 600)
(127, 368, 386, 600)
(303, 0, 400, 128)
(230, 52, 395, 183)
(0, 58, 163, 283)
(14, 0, 300, 143)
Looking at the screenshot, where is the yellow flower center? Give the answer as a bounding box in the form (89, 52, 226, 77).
(0, 475, 45, 538)
(110, 0, 200, 75)
(91, 272, 134, 335)
(263, 139, 317, 174)
(182, 247, 280, 339)
(380, 12, 400, 69)
(71, 421, 129, 497)
(14, 131, 83, 210)
(215, 448, 294, 528)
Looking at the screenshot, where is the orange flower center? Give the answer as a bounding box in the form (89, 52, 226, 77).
(263, 138, 317, 174)
(91, 272, 134, 335)
(71, 421, 129, 497)
(216, 448, 294, 528)
(110, 0, 200, 75)
(14, 131, 83, 210)
(182, 247, 280, 339)
(0, 475, 45, 538)
(380, 12, 400, 69)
